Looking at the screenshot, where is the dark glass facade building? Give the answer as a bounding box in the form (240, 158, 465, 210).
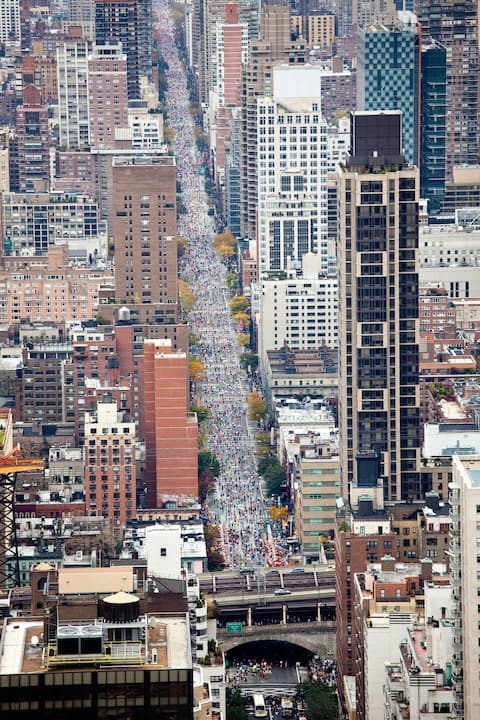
(416, 0, 478, 179)
(337, 111, 421, 503)
(357, 15, 420, 167)
(420, 39, 446, 214)
(95, 0, 140, 99)
(0, 667, 193, 719)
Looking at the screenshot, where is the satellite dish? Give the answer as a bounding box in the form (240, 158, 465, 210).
(31, 635, 39, 647)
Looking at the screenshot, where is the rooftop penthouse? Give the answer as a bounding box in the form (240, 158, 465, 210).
(0, 564, 193, 719)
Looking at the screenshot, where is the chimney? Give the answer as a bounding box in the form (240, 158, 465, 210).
(332, 55, 343, 73)
(421, 558, 433, 584)
(381, 554, 396, 572)
(425, 491, 440, 514)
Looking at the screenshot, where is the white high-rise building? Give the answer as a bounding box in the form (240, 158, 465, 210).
(128, 107, 164, 149)
(258, 252, 338, 367)
(57, 37, 90, 150)
(256, 65, 329, 275)
(0, 0, 21, 48)
(326, 115, 350, 173)
(449, 454, 480, 720)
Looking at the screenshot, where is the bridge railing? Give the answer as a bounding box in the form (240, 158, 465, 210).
(217, 620, 336, 638)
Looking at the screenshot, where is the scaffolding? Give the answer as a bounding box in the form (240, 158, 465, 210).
(0, 446, 43, 589)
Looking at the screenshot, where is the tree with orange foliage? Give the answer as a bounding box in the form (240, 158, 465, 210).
(179, 278, 195, 311)
(189, 358, 206, 381)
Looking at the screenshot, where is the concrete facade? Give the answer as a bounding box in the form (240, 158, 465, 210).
(450, 455, 480, 720)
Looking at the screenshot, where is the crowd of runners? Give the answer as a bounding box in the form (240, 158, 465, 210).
(155, 1, 286, 569)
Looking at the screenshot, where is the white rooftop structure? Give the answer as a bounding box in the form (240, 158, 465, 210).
(423, 422, 480, 458)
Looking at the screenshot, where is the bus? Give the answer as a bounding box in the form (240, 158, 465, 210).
(281, 697, 294, 717)
(253, 693, 267, 718)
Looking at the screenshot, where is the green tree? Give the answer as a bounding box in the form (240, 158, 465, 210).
(226, 688, 248, 720)
(240, 352, 259, 372)
(297, 681, 339, 720)
(264, 462, 285, 496)
(258, 453, 276, 476)
(204, 523, 220, 545)
(198, 451, 220, 477)
(226, 272, 238, 292)
(191, 404, 209, 423)
(189, 332, 199, 347)
(257, 453, 285, 495)
(332, 109, 349, 126)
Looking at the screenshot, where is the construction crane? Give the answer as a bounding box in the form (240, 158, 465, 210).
(0, 445, 44, 589)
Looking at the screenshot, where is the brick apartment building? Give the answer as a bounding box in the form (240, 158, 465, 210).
(112, 155, 178, 308)
(143, 339, 198, 506)
(335, 497, 398, 713)
(84, 397, 136, 534)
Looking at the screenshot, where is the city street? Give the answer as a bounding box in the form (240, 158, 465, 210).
(155, 0, 285, 569)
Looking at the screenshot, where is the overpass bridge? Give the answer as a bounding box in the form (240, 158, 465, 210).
(217, 620, 336, 656)
(199, 567, 337, 656)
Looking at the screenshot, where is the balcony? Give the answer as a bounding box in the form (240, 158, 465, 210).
(391, 699, 410, 720)
(46, 640, 143, 668)
(385, 664, 405, 699)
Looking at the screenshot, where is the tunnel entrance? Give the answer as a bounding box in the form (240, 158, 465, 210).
(225, 639, 314, 666)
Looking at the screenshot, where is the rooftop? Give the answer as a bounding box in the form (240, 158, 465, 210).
(468, 468, 480, 485)
(453, 455, 480, 488)
(58, 566, 134, 594)
(0, 612, 190, 675)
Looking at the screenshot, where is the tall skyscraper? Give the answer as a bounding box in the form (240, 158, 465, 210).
(0, 0, 21, 48)
(256, 65, 328, 275)
(212, 3, 248, 107)
(416, 0, 478, 178)
(357, 11, 420, 166)
(88, 42, 128, 149)
(15, 85, 50, 193)
(240, 1, 306, 242)
(199, 0, 258, 106)
(112, 156, 178, 308)
(143, 339, 198, 506)
(0, 131, 11, 193)
(57, 29, 90, 150)
(137, 0, 153, 82)
(337, 111, 421, 503)
(420, 39, 446, 214)
(95, 0, 140, 99)
(450, 454, 480, 720)
(225, 107, 242, 237)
